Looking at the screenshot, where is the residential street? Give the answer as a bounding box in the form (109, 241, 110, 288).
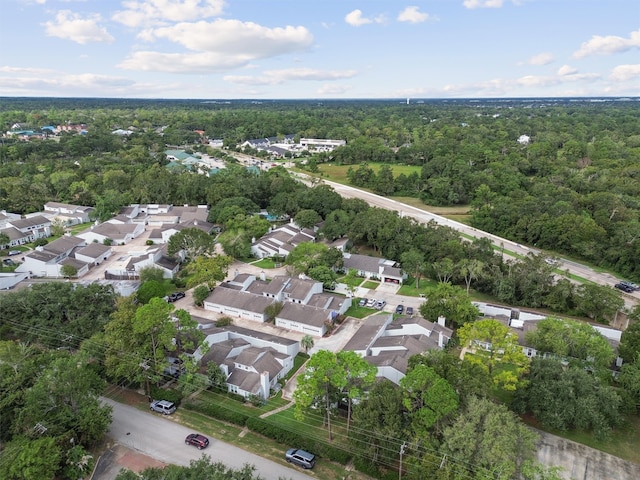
(96, 398, 315, 480)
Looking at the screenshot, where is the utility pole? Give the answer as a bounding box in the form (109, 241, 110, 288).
(399, 442, 407, 480)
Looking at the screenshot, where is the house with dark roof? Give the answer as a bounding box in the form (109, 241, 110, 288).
(104, 245, 179, 279)
(194, 323, 299, 399)
(77, 221, 145, 245)
(250, 222, 316, 259)
(42, 202, 94, 225)
(5, 215, 51, 243)
(203, 273, 351, 337)
(342, 252, 406, 284)
(342, 313, 453, 384)
(16, 234, 93, 278)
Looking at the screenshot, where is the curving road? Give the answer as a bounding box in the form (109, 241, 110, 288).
(101, 398, 314, 480)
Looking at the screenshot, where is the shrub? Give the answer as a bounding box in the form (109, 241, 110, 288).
(149, 386, 182, 405)
(146, 240, 154, 245)
(33, 238, 48, 247)
(183, 400, 249, 427)
(215, 316, 233, 327)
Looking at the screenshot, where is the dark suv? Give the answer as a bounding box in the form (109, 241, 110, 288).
(185, 433, 209, 450)
(285, 448, 316, 469)
(615, 283, 634, 293)
(167, 292, 186, 302)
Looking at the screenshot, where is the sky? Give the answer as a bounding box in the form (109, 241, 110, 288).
(0, 0, 639, 99)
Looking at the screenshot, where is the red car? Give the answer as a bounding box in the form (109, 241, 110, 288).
(185, 433, 209, 450)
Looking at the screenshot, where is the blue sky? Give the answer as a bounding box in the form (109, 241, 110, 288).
(1, 0, 638, 99)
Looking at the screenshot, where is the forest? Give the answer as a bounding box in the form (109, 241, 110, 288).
(1, 97, 639, 279)
(0, 97, 639, 479)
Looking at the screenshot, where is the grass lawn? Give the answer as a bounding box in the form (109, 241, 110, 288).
(345, 305, 377, 319)
(316, 163, 421, 184)
(397, 277, 438, 297)
(337, 275, 364, 289)
(361, 280, 379, 289)
(251, 258, 279, 269)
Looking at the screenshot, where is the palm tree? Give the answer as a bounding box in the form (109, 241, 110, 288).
(300, 334, 314, 354)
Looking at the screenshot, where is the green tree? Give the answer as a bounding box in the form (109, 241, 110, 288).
(300, 334, 314, 354)
(294, 350, 347, 440)
(60, 264, 78, 279)
(0, 232, 10, 249)
(574, 283, 624, 324)
(286, 241, 331, 274)
(351, 380, 408, 472)
(167, 227, 216, 259)
(182, 255, 233, 289)
(514, 358, 623, 438)
(263, 301, 283, 323)
(440, 396, 539, 480)
(136, 280, 168, 304)
(0, 436, 61, 480)
(294, 208, 322, 229)
(16, 352, 112, 446)
(192, 284, 211, 307)
(217, 229, 251, 259)
(525, 317, 615, 370)
(618, 354, 640, 408)
(307, 265, 337, 290)
(138, 266, 166, 283)
(418, 282, 480, 328)
(400, 248, 426, 288)
(400, 364, 459, 437)
(115, 457, 270, 480)
(458, 258, 484, 293)
(408, 350, 491, 405)
(458, 318, 529, 391)
(618, 313, 640, 364)
(336, 350, 377, 432)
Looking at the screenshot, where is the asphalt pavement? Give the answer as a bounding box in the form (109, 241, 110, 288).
(97, 398, 315, 480)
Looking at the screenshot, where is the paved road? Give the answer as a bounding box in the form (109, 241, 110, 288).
(293, 174, 638, 313)
(101, 398, 314, 480)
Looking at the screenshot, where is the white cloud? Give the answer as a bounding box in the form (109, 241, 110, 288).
(463, 0, 505, 9)
(557, 65, 577, 76)
(0, 66, 55, 74)
(317, 83, 352, 95)
(609, 64, 640, 81)
(112, 0, 225, 28)
(224, 68, 358, 86)
(345, 9, 385, 27)
(121, 19, 313, 73)
(397, 6, 430, 24)
(526, 52, 553, 66)
(44, 10, 114, 44)
(573, 29, 640, 58)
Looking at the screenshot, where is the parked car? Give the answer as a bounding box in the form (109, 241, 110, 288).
(406, 306, 414, 316)
(185, 433, 209, 450)
(375, 300, 387, 310)
(615, 283, 634, 293)
(8, 250, 20, 256)
(3, 259, 15, 266)
(167, 291, 186, 302)
(150, 400, 176, 415)
(366, 298, 377, 307)
(358, 298, 367, 307)
(619, 281, 639, 291)
(395, 305, 404, 314)
(285, 448, 316, 469)
(163, 357, 184, 378)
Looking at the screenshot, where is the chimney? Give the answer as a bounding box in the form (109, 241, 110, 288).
(260, 271, 266, 281)
(260, 371, 270, 400)
(438, 331, 444, 348)
(437, 316, 446, 327)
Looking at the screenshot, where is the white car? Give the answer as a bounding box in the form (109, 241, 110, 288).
(366, 298, 377, 307)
